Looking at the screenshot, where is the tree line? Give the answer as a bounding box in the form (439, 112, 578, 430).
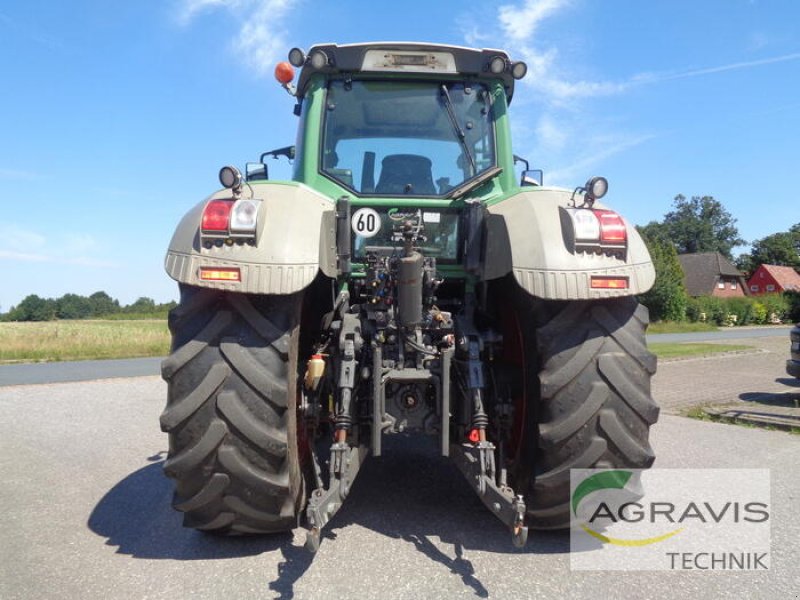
(1, 292, 177, 322)
(637, 194, 799, 323)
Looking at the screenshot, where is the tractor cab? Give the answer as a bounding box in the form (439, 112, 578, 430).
(281, 43, 527, 205)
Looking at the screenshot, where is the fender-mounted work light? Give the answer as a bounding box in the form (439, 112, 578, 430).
(584, 176, 608, 202)
(219, 165, 242, 190)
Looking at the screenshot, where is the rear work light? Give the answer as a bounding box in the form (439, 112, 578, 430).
(199, 267, 241, 282)
(202, 200, 234, 232)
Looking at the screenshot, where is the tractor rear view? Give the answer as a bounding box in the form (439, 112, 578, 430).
(160, 42, 659, 550)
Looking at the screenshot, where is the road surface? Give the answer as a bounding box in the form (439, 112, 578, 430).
(1, 372, 798, 599)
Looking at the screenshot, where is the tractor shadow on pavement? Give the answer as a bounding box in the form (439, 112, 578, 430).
(87, 452, 295, 561)
(89, 440, 570, 599)
(326, 435, 569, 552)
(316, 436, 570, 597)
(89, 454, 315, 598)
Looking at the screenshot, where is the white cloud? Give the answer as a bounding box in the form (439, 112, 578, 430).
(0, 224, 117, 268)
(63, 233, 98, 255)
(746, 31, 769, 52)
(178, 0, 292, 76)
(545, 133, 656, 186)
(535, 114, 567, 153)
(489, 1, 800, 107)
(457, 15, 493, 48)
(0, 249, 116, 267)
(0, 224, 46, 249)
(490, 1, 626, 105)
(0, 250, 49, 262)
(498, 0, 568, 43)
(636, 52, 800, 85)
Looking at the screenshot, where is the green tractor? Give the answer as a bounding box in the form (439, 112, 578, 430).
(160, 42, 659, 551)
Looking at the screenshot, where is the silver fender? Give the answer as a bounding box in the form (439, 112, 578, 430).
(485, 188, 655, 300)
(165, 182, 336, 295)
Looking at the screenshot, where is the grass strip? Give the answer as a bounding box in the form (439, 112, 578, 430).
(647, 321, 719, 334)
(0, 323, 753, 364)
(648, 342, 751, 359)
(686, 407, 800, 434)
(0, 320, 170, 363)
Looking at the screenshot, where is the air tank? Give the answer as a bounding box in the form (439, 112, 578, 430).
(397, 250, 423, 327)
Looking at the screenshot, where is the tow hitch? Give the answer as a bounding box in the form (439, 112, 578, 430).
(451, 440, 528, 547)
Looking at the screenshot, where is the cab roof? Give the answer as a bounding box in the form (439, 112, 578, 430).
(295, 42, 520, 103)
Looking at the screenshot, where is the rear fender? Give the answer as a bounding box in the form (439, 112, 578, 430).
(484, 189, 655, 300)
(165, 182, 336, 295)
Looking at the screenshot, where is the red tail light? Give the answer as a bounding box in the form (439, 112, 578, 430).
(202, 200, 234, 232)
(594, 210, 627, 244)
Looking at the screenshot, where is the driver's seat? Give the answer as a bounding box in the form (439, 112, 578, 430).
(375, 154, 436, 195)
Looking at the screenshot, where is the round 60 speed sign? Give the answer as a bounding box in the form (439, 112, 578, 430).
(351, 208, 381, 238)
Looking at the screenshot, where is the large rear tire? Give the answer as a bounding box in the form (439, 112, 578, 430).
(516, 297, 659, 529)
(160, 286, 305, 534)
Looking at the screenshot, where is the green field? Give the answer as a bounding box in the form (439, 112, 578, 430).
(0, 320, 753, 364)
(0, 320, 170, 363)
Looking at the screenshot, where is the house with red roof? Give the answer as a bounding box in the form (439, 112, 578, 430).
(746, 264, 800, 295)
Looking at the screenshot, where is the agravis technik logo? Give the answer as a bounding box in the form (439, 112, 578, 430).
(570, 469, 771, 571)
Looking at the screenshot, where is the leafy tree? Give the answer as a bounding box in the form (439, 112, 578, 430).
(637, 220, 671, 246)
(737, 224, 800, 273)
(751, 232, 799, 268)
(660, 194, 745, 259)
(637, 227, 689, 322)
(7, 295, 57, 321)
(126, 297, 156, 313)
(89, 291, 120, 316)
(56, 294, 93, 320)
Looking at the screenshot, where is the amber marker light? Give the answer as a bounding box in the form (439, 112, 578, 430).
(591, 276, 629, 290)
(199, 267, 241, 282)
(274, 61, 295, 85)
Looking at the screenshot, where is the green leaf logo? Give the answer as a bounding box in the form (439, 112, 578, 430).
(572, 470, 683, 547)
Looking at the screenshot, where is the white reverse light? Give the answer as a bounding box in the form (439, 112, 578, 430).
(230, 199, 260, 232)
(566, 208, 600, 242)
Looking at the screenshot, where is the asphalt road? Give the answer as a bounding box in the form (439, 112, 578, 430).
(0, 326, 792, 387)
(0, 357, 163, 387)
(646, 324, 793, 344)
(1, 375, 798, 600)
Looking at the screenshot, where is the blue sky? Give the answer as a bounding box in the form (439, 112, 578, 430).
(1, 0, 798, 311)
